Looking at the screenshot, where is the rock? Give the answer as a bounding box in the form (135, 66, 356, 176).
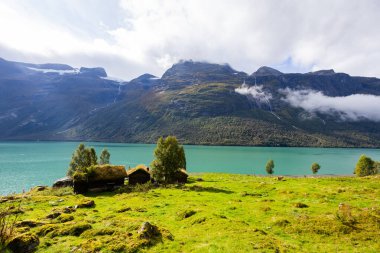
(117, 207, 132, 213)
(75, 200, 95, 208)
(46, 212, 61, 219)
(49, 201, 58, 206)
(0, 196, 16, 203)
(62, 206, 76, 213)
(7, 233, 39, 253)
(176, 210, 196, 220)
(196, 178, 204, 182)
(277, 176, 284, 181)
(17, 220, 45, 228)
(138, 222, 160, 240)
(52, 176, 73, 188)
(294, 202, 308, 208)
(33, 186, 48, 191)
(55, 223, 92, 237)
(0, 198, 8, 203)
(57, 214, 74, 223)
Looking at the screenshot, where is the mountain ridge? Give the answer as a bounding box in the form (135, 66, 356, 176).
(0, 57, 379, 147)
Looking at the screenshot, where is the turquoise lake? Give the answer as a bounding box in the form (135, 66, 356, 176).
(0, 141, 379, 195)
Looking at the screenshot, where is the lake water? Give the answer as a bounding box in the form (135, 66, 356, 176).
(0, 141, 379, 195)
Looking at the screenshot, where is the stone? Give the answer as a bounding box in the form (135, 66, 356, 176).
(17, 220, 45, 228)
(46, 212, 61, 219)
(75, 200, 95, 208)
(52, 176, 73, 188)
(7, 233, 39, 253)
(34, 186, 48, 191)
(138, 222, 160, 239)
(62, 206, 76, 213)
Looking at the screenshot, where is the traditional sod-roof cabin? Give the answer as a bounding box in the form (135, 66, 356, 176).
(73, 165, 127, 194)
(174, 169, 188, 183)
(127, 165, 151, 185)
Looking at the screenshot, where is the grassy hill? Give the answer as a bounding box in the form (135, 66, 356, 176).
(1, 174, 379, 252)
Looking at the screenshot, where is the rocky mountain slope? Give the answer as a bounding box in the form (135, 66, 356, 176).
(1, 58, 379, 147)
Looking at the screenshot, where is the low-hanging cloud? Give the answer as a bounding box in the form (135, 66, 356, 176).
(235, 84, 272, 103)
(280, 88, 380, 122)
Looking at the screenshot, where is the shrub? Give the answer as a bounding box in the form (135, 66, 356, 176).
(151, 136, 186, 183)
(265, 160, 274, 175)
(374, 161, 380, 174)
(311, 163, 321, 174)
(354, 155, 376, 177)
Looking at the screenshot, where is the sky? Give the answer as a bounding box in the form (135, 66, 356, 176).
(0, 0, 379, 80)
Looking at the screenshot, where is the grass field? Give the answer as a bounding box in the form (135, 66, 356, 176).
(1, 173, 379, 252)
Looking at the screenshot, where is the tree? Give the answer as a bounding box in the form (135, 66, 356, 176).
(311, 162, 321, 174)
(88, 147, 97, 165)
(67, 144, 98, 176)
(151, 136, 186, 183)
(265, 160, 274, 175)
(354, 155, 375, 177)
(99, 149, 111, 165)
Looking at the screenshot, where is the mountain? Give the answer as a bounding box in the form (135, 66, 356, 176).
(252, 66, 283, 76)
(0, 58, 380, 147)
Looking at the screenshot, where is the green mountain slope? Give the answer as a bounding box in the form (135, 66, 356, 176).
(0, 58, 380, 147)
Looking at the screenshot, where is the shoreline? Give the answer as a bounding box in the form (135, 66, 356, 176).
(1, 139, 380, 149)
(0, 172, 359, 197)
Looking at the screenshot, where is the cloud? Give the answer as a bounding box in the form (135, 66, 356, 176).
(0, 0, 380, 79)
(235, 83, 274, 111)
(280, 88, 380, 122)
(235, 84, 272, 102)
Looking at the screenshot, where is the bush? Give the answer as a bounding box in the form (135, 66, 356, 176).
(265, 160, 274, 175)
(151, 136, 186, 183)
(354, 155, 377, 176)
(311, 163, 321, 174)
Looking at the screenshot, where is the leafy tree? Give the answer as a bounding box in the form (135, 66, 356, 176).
(67, 144, 97, 176)
(311, 162, 321, 174)
(151, 136, 186, 183)
(265, 160, 274, 175)
(89, 147, 97, 165)
(354, 155, 375, 177)
(99, 148, 111, 165)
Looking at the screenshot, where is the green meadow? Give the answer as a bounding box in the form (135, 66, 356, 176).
(1, 173, 379, 252)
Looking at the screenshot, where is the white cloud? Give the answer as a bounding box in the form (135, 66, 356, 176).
(280, 88, 380, 122)
(0, 0, 380, 79)
(235, 84, 272, 102)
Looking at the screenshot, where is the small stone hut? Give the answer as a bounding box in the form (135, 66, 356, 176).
(174, 169, 188, 183)
(127, 165, 151, 185)
(73, 165, 127, 194)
